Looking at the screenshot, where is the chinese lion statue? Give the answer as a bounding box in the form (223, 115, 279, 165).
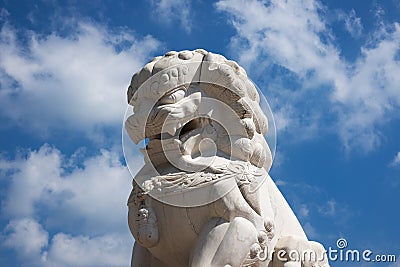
(125, 49, 329, 267)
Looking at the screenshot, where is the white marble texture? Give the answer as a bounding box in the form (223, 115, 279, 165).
(125, 49, 330, 267)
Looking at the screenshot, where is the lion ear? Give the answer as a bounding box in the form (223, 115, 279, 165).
(128, 58, 158, 104)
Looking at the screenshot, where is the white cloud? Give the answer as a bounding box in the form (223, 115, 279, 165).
(150, 0, 192, 33)
(44, 233, 131, 267)
(315, 198, 352, 225)
(335, 24, 400, 151)
(318, 199, 336, 217)
(3, 218, 48, 261)
(299, 204, 310, 218)
(2, 218, 131, 267)
(0, 20, 159, 140)
(1, 144, 139, 265)
(216, 0, 335, 74)
(391, 151, 400, 166)
(0, 8, 9, 20)
(303, 222, 318, 239)
(216, 0, 400, 152)
(275, 179, 287, 186)
(0, 14, 154, 266)
(1, 144, 140, 234)
(337, 9, 363, 38)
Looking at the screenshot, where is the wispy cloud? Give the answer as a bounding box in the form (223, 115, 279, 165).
(336, 9, 363, 38)
(390, 151, 400, 166)
(216, 0, 400, 152)
(318, 199, 336, 217)
(317, 198, 353, 226)
(303, 222, 318, 239)
(0, 8, 9, 20)
(275, 179, 287, 186)
(0, 144, 140, 266)
(0, 20, 159, 140)
(149, 0, 192, 33)
(299, 204, 310, 218)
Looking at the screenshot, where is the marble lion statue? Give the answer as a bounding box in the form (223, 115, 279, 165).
(125, 49, 330, 267)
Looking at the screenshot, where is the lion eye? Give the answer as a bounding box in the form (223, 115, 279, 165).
(158, 89, 186, 104)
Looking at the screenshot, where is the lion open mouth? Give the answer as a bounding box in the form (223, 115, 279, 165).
(178, 117, 210, 143)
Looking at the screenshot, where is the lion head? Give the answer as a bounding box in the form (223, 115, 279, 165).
(125, 49, 272, 175)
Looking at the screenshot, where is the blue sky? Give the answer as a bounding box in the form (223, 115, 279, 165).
(0, 0, 399, 266)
